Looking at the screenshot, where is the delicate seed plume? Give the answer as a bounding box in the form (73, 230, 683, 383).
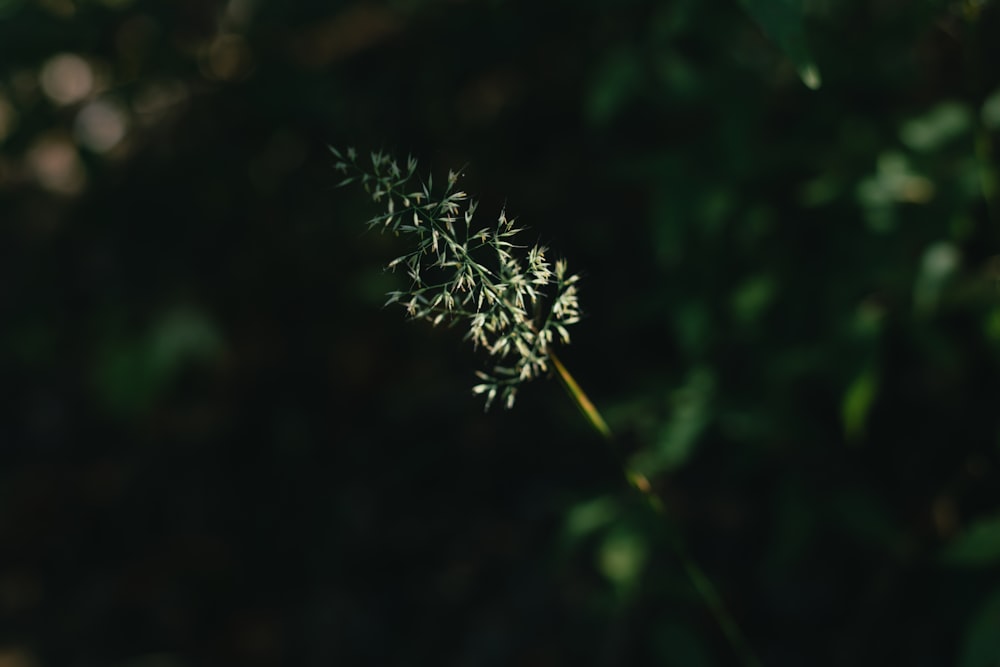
(332, 146, 582, 410)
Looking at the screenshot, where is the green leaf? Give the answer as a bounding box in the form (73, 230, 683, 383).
(563, 495, 620, 544)
(842, 369, 878, 443)
(730, 274, 776, 326)
(738, 0, 821, 89)
(982, 87, 1000, 131)
(913, 241, 961, 317)
(598, 525, 648, 592)
(586, 48, 644, 125)
(93, 309, 225, 419)
(629, 368, 714, 477)
(0, 0, 24, 18)
(959, 588, 1000, 667)
(899, 101, 973, 153)
(942, 515, 1000, 567)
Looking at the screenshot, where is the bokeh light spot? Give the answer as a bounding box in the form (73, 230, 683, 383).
(39, 53, 94, 105)
(26, 135, 86, 195)
(74, 98, 129, 153)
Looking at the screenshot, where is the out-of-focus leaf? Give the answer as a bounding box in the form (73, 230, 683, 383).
(958, 588, 1000, 667)
(942, 515, 1000, 567)
(900, 102, 973, 153)
(738, 0, 821, 89)
(598, 525, 648, 592)
(798, 174, 842, 207)
(856, 151, 935, 232)
(913, 241, 961, 316)
(852, 299, 886, 340)
(730, 274, 776, 326)
(982, 87, 1000, 130)
(563, 495, 620, 545)
(0, 0, 24, 18)
(629, 368, 714, 477)
(586, 48, 644, 125)
(842, 369, 877, 443)
(148, 309, 225, 379)
(93, 308, 225, 418)
(984, 307, 1000, 343)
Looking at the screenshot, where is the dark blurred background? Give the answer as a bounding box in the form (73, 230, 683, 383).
(3, 0, 1000, 665)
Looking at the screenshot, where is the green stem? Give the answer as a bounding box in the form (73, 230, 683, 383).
(550, 351, 612, 441)
(549, 350, 762, 667)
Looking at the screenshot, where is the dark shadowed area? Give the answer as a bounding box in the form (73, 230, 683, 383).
(2, 1, 1000, 666)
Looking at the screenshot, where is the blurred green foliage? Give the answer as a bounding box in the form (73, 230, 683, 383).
(1, 0, 1000, 665)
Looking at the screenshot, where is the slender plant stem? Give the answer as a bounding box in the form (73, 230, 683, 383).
(549, 351, 612, 440)
(549, 350, 762, 667)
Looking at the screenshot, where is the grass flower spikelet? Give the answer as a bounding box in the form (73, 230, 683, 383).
(332, 146, 582, 410)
